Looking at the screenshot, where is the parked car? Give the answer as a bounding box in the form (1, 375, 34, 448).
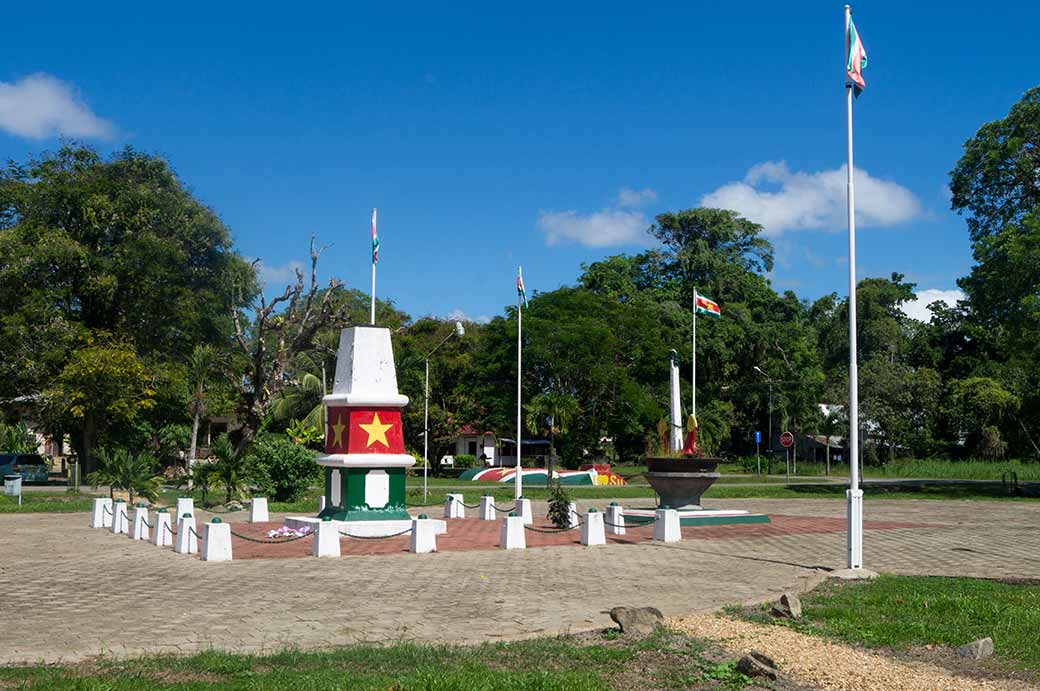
(0, 453, 50, 484)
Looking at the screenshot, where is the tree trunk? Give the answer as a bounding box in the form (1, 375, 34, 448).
(188, 409, 201, 490)
(826, 444, 831, 476)
(80, 415, 97, 476)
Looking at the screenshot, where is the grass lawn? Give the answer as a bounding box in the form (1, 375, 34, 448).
(739, 575, 1040, 673)
(0, 491, 95, 513)
(0, 629, 757, 691)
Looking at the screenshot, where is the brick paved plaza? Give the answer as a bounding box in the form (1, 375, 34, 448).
(2, 497, 1038, 665)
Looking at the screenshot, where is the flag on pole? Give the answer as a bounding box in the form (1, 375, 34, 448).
(695, 293, 721, 318)
(371, 208, 379, 264)
(517, 266, 528, 308)
(846, 14, 868, 96)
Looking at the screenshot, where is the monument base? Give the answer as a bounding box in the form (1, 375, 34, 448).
(285, 516, 448, 537)
(625, 507, 771, 527)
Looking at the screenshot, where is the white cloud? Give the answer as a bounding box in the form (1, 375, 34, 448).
(617, 187, 657, 208)
(446, 309, 490, 324)
(538, 208, 649, 247)
(901, 288, 965, 322)
(257, 260, 303, 287)
(0, 73, 115, 140)
(701, 161, 921, 237)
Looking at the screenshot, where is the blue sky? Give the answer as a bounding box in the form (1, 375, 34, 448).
(2, 1, 1035, 323)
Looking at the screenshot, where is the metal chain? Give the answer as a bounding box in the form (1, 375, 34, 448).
(524, 520, 583, 534)
(102, 505, 113, 516)
(491, 503, 516, 513)
(461, 501, 482, 509)
(339, 527, 413, 539)
(163, 521, 177, 536)
(188, 526, 201, 540)
(228, 529, 313, 544)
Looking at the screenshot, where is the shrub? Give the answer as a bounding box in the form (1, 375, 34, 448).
(88, 447, 163, 503)
(453, 453, 477, 469)
(156, 424, 191, 465)
(249, 436, 319, 502)
(0, 422, 36, 453)
(546, 484, 572, 529)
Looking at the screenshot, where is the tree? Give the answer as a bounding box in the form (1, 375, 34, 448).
(87, 448, 163, 503)
(186, 344, 221, 486)
(208, 436, 254, 504)
(231, 236, 348, 451)
(950, 86, 1040, 242)
(0, 422, 37, 453)
(43, 342, 156, 473)
(525, 391, 580, 486)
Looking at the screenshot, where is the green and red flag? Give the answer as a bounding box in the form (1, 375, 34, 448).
(846, 15, 868, 96)
(371, 207, 379, 264)
(517, 265, 528, 308)
(695, 293, 721, 318)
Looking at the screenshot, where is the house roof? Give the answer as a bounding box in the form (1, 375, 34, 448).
(458, 424, 495, 436)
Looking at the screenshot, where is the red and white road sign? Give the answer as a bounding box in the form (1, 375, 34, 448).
(780, 431, 795, 448)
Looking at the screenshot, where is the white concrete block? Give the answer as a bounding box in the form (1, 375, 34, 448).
(517, 497, 533, 525)
(567, 501, 580, 529)
(605, 504, 625, 535)
(110, 501, 129, 534)
(312, 519, 341, 557)
(410, 517, 438, 554)
(175, 514, 198, 554)
(91, 498, 112, 528)
(201, 520, 233, 562)
(175, 497, 194, 519)
(654, 508, 681, 542)
(444, 493, 464, 519)
(129, 506, 150, 541)
(479, 495, 495, 520)
(499, 515, 526, 549)
(249, 497, 269, 523)
(152, 511, 174, 547)
(581, 509, 606, 546)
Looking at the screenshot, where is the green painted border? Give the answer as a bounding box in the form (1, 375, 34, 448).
(678, 514, 771, 526)
(319, 466, 409, 521)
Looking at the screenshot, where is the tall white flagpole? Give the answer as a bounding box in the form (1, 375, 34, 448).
(691, 287, 697, 418)
(370, 208, 377, 325)
(515, 267, 523, 502)
(844, 4, 864, 570)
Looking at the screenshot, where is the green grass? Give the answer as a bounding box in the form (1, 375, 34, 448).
(744, 575, 1040, 672)
(0, 629, 754, 690)
(0, 491, 95, 513)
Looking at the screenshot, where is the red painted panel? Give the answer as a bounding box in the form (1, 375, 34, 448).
(325, 407, 405, 454)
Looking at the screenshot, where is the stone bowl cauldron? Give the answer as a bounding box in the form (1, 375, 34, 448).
(644, 456, 721, 510)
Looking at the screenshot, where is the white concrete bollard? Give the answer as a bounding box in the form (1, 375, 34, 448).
(605, 503, 625, 535)
(410, 514, 438, 554)
(318, 495, 327, 513)
(129, 505, 150, 541)
(444, 493, 465, 519)
(654, 508, 681, 543)
(581, 508, 606, 546)
(201, 519, 233, 562)
(312, 518, 340, 557)
(152, 510, 174, 547)
(91, 497, 113, 528)
(566, 501, 580, 529)
(175, 497, 194, 519)
(499, 514, 526, 549)
(110, 501, 129, 534)
(175, 514, 198, 554)
(479, 495, 495, 520)
(517, 497, 533, 525)
(249, 497, 269, 523)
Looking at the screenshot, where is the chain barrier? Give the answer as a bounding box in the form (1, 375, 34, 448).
(188, 526, 201, 540)
(491, 503, 516, 513)
(142, 517, 153, 529)
(461, 501, 482, 509)
(603, 518, 655, 530)
(228, 528, 313, 544)
(163, 521, 177, 537)
(102, 505, 113, 516)
(524, 519, 583, 534)
(338, 527, 413, 539)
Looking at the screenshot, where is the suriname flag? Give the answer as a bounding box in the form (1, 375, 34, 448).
(695, 293, 721, 318)
(846, 15, 867, 96)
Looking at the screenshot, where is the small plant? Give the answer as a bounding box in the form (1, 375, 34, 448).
(286, 418, 323, 449)
(546, 483, 572, 529)
(209, 436, 254, 504)
(0, 422, 36, 454)
(87, 448, 163, 503)
(248, 435, 319, 502)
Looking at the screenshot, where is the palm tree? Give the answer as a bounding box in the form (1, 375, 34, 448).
(187, 345, 221, 489)
(87, 448, 163, 504)
(209, 436, 253, 505)
(524, 391, 580, 488)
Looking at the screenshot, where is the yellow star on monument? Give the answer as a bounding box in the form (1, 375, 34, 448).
(359, 412, 393, 448)
(330, 417, 346, 448)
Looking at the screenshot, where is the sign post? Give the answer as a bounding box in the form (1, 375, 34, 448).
(780, 431, 794, 483)
(754, 431, 762, 475)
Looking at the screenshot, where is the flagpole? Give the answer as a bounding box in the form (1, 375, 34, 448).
(370, 262, 376, 325)
(515, 273, 523, 502)
(691, 287, 697, 418)
(844, 3, 864, 570)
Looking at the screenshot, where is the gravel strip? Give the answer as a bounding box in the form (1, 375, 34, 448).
(669, 614, 1038, 691)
